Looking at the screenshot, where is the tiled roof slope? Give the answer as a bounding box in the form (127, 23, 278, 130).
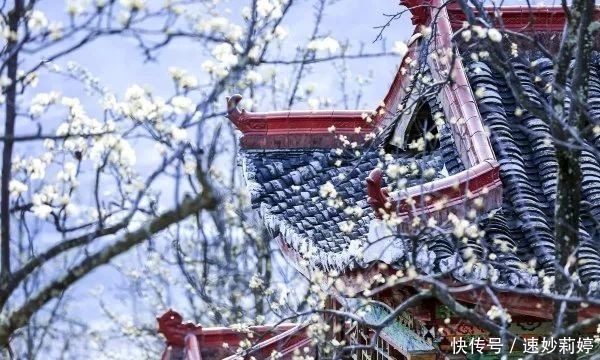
(242, 54, 600, 295)
(242, 94, 465, 271)
(357, 54, 600, 293)
(465, 54, 600, 291)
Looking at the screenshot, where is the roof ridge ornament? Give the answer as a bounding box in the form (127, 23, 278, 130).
(399, 0, 432, 25)
(157, 309, 203, 348)
(226, 93, 245, 127)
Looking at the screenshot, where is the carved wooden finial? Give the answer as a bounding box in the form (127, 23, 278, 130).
(157, 309, 202, 348)
(226, 94, 245, 125)
(399, 0, 432, 25)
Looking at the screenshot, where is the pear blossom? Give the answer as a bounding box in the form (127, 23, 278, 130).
(120, 0, 146, 11)
(169, 67, 198, 89)
(244, 70, 263, 85)
(171, 96, 195, 115)
(391, 41, 408, 57)
(27, 10, 48, 31)
(274, 25, 288, 40)
(308, 97, 320, 110)
(0, 76, 12, 88)
(29, 91, 61, 117)
(319, 181, 337, 198)
(28, 158, 47, 179)
(9, 180, 28, 197)
(307, 37, 340, 53)
(196, 17, 244, 42)
(32, 204, 53, 219)
(488, 28, 502, 42)
(170, 126, 188, 143)
(66, 0, 86, 16)
(256, 0, 283, 19)
(212, 43, 238, 67)
(486, 305, 512, 323)
(461, 29, 472, 42)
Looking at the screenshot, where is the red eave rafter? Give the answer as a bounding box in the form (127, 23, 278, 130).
(226, 94, 376, 149)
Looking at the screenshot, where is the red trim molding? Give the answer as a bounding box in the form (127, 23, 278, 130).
(226, 94, 375, 149)
(401, 0, 600, 31)
(446, 4, 600, 32)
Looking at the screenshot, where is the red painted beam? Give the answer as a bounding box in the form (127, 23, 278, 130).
(400, 0, 600, 31)
(446, 4, 600, 32)
(226, 94, 375, 149)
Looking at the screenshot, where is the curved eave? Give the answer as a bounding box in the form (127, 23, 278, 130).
(158, 309, 309, 359)
(226, 94, 375, 149)
(276, 240, 600, 320)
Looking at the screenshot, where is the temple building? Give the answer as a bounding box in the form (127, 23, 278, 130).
(158, 1, 600, 359)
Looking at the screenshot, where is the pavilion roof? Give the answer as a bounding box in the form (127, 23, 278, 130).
(227, 0, 600, 315)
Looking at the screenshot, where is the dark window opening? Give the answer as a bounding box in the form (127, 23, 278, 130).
(405, 102, 439, 154)
(386, 102, 439, 155)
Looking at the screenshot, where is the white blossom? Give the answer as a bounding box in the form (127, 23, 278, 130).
(244, 70, 263, 85)
(486, 305, 512, 323)
(170, 126, 188, 143)
(9, 180, 28, 197)
(461, 29, 472, 42)
(256, 0, 283, 19)
(196, 17, 243, 42)
(29, 91, 61, 117)
(319, 181, 337, 198)
(27, 158, 47, 179)
(0, 76, 12, 88)
(120, 0, 146, 11)
(488, 28, 502, 43)
(27, 10, 48, 31)
(66, 0, 86, 16)
(212, 43, 238, 67)
(48, 21, 63, 41)
(307, 37, 340, 53)
(274, 25, 288, 40)
(391, 41, 408, 57)
(168, 67, 198, 89)
(171, 96, 195, 115)
(307, 97, 319, 110)
(249, 274, 264, 289)
(32, 204, 53, 219)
